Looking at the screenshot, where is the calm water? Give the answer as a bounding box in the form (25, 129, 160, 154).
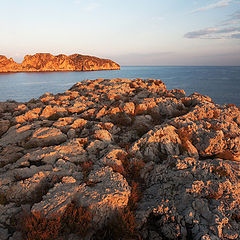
(0, 66, 239, 106)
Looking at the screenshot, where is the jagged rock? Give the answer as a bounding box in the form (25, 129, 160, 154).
(93, 129, 112, 142)
(31, 176, 80, 216)
(136, 156, 240, 239)
(100, 148, 126, 171)
(0, 78, 240, 239)
(6, 171, 50, 203)
(75, 166, 131, 226)
(32, 167, 131, 226)
(19, 138, 87, 165)
(0, 227, 9, 240)
(131, 124, 182, 162)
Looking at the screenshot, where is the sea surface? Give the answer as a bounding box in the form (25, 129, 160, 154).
(0, 66, 239, 106)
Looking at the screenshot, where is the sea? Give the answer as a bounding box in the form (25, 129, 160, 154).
(0, 66, 239, 106)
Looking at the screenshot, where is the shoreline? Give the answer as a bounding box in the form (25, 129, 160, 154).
(0, 78, 240, 239)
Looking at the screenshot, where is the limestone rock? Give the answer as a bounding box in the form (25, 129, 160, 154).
(93, 129, 112, 142)
(131, 124, 181, 162)
(25, 127, 67, 148)
(0, 125, 33, 147)
(0, 120, 10, 136)
(31, 177, 80, 217)
(136, 156, 240, 239)
(0, 78, 240, 239)
(75, 166, 131, 225)
(6, 171, 50, 203)
(40, 105, 67, 119)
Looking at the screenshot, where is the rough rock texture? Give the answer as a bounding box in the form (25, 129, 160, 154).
(0, 78, 240, 239)
(0, 53, 120, 72)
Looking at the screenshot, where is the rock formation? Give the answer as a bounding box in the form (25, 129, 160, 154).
(0, 53, 120, 73)
(0, 78, 240, 240)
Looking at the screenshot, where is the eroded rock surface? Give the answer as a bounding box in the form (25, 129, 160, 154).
(0, 78, 239, 239)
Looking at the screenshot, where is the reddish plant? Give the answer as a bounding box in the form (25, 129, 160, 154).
(92, 207, 139, 240)
(21, 211, 62, 240)
(20, 201, 93, 240)
(212, 109, 220, 119)
(128, 181, 142, 211)
(226, 104, 236, 108)
(81, 160, 93, 182)
(61, 202, 92, 236)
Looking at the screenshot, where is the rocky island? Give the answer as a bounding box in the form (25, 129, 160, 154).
(0, 53, 120, 73)
(0, 78, 240, 240)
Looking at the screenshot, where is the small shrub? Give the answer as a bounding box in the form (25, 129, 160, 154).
(81, 160, 93, 182)
(227, 104, 236, 108)
(0, 192, 8, 205)
(92, 207, 140, 240)
(21, 211, 62, 240)
(127, 181, 142, 211)
(209, 123, 222, 131)
(224, 132, 238, 139)
(111, 163, 126, 176)
(79, 138, 88, 147)
(0, 161, 7, 168)
(212, 110, 220, 119)
(117, 152, 145, 183)
(61, 202, 92, 236)
(212, 166, 230, 178)
(232, 212, 240, 223)
(20, 201, 92, 240)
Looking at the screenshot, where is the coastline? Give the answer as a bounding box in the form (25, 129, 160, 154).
(0, 78, 240, 239)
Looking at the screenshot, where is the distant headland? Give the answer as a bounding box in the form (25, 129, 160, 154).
(0, 53, 120, 73)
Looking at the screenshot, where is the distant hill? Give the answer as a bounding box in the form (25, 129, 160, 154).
(0, 53, 120, 72)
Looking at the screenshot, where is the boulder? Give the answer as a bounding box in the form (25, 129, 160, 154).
(25, 127, 67, 148)
(0, 120, 10, 136)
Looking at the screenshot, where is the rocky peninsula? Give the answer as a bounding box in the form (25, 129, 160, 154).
(0, 78, 240, 240)
(0, 53, 120, 73)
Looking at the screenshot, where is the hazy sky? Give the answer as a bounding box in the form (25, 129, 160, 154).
(0, 0, 240, 65)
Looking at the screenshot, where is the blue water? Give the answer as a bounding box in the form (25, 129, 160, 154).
(0, 66, 239, 106)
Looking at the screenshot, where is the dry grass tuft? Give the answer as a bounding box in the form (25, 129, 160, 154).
(80, 160, 93, 182)
(92, 207, 141, 240)
(20, 201, 92, 240)
(21, 211, 62, 240)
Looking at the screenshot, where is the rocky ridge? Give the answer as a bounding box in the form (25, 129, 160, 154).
(0, 53, 120, 73)
(0, 78, 240, 240)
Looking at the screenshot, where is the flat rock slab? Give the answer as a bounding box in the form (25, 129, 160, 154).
(25, 127, 67, 148)
(18, 138, 87, 165)
(31, 176, 80, 217)
(32, 167, 131, 226)
(0, 125, 33, 147)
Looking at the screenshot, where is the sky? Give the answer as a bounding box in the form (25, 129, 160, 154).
(0, 0, 240, 65)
